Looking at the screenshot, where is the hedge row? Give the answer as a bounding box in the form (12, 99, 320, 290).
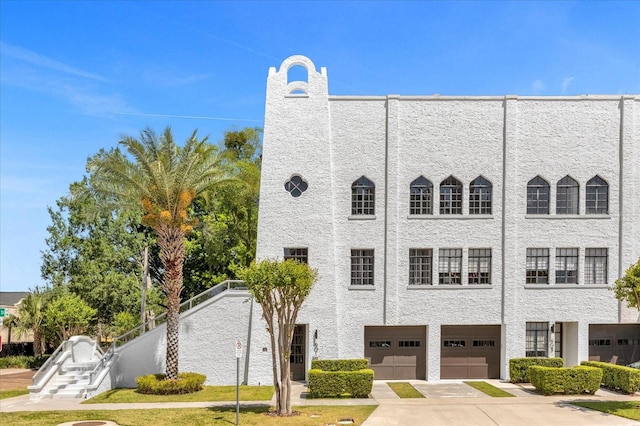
(580, 361, 640, 394)
(0, 355, 49, 369)
(310, 359, 369, 372)
(308, 368, 374, 398)
(136, 372, 206, 395)
(509, 357, 564, 383)
(529, 366, 602, 395)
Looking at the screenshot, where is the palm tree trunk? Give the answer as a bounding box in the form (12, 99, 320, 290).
(157, 224, 185, 380)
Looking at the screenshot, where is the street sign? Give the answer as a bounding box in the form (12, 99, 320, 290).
(235, 339, 242, 358)
(0, 308, 5, 317)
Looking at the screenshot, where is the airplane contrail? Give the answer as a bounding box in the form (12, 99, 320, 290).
(113, 112, 262, 122)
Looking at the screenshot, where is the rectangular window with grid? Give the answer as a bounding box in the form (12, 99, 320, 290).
(555, 248, 578, 284)
(409, 248, 432, 285)
(585, 248, 608, 284)
(351, 249, 374, 286)
(439, 248, 462, 285)
(284, 247, 308, 264)
(526, 322, 548, 357)
(526, 248, 549, 284)
(468, 248, 491, 284)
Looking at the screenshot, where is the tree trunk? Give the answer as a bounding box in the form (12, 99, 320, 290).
(157, 224, 185, 380)
(141, 245, 149, 332)
(33, 329, 43, 358)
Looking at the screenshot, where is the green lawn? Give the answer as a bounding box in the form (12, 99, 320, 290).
(84, 385, 274, 403)
(571, 401, 640, 421)
(2, 406, 377, 426)
(0, 389, 29, 400)
(386, 382, 424, 398)
(464, 381, 516, 397)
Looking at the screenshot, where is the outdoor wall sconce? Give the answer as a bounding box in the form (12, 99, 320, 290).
(314, 329, 318, 340)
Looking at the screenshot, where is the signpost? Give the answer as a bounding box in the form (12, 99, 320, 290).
(0, 308, 6, 317)
(235, 339, 242, 426)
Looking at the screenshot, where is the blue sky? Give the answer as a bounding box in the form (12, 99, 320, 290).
(1, 1, 638, 293)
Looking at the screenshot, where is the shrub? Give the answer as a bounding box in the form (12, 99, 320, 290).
(509, 357, 564, 383)
(529, 366, 602, 396)
(136, 372, 206, 395)
(581, 361, 640, 394)
(0, 355, 49, 369)
(308, 369, 374, 398)
(311, 359, 369, 371)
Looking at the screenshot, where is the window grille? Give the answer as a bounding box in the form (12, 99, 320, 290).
(439, 176, 462, 215)
(555, 248, 578, 284)
(468, 248, 491, 284)
(585, 248, 607, 284)
(351, 249, 374, 285)
(469, 176, 492, 214)
(527, 176, 550, 214)
(284, 248, 308, 264)
(352, 176, 375, 215)
(586, 176, 608, 214)
(526, 248, 549, 284)
(409, 248, 432, 285)
(556, 175, 579, 214)
(410, 176, 433, 215)
(439, 248, 462, 285)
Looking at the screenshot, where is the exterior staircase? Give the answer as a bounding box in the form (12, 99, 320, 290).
(28, 280, 248, 399)
(42, 360, 98, 398)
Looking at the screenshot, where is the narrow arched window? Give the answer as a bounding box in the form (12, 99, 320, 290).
(352, 176, 375, 215)
(586, 176, 608, 214)
(410, 176, 433, 215)
(469, 176, 492, 215)
(557, 175, 579, 214)
(527, 176, 550, 214)
(440, 176, 462, 215)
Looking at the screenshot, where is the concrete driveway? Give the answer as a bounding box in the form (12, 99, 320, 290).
(362, 381, 639, 426)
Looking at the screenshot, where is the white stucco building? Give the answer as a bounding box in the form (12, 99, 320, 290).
(256, 55, 640, 381)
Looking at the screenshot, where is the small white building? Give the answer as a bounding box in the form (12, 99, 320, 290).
(256, 55, 640, 381)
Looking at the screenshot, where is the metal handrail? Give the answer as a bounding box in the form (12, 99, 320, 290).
(32, 340, 70, 385)
(110, 279, 247, 349)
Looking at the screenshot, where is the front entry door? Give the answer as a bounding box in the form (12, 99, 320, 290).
(290, 325, 306, 381)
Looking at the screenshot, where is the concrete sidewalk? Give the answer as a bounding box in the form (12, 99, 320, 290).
(1, 379, 638, 426)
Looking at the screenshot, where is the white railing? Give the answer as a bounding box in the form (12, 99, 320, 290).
(31, 340, 71, 386)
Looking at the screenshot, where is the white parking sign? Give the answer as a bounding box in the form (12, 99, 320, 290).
(235, 339, 242, 358)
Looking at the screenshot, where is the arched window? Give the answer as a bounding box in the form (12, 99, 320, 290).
(410, 176, 433, 215)
(352, 176, 375, 215)
(557, 175, 579, 214)
(440, 176, 462, 215)
(586, 176, 608, 214)
(527, 176, 550, 214)
(469, 176, 492, 215)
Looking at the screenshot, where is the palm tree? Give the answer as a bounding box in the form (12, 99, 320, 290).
(16, 291, 48, 357)
(3, 313, 19, 355)
(88, 127, 225, 379)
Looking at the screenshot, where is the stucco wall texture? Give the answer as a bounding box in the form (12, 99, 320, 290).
(256, 56, 639, 381)
(110, 56, 638, 387)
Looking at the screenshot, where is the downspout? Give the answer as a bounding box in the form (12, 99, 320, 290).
(501, 97, 508, 325)
(618, 97, 625, 324)
(383, 97, 390, 325)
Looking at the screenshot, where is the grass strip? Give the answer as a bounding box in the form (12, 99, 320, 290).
(386, 382, 424, 398)
(0, 389, 29, 400)
(571, 401, 640, 421)
(84, 385, 274, 403)
(1, 405, 377, 426)
(464, 381, 516, 397)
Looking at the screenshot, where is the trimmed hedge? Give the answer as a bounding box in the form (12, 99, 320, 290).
(509, 357, 564, 383)
(529, 366, 602, 396)
(136, 372, 206, 395)
(308, 368, 374, 398)
(581, 361, 640, 394)
(310, 359, 369, 372)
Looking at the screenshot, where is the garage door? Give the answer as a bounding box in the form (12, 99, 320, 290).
(589, 324, 640, 366)
(364, 326, 426, 380)
(441, 325, 500, 379)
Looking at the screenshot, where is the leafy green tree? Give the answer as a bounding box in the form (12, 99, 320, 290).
(182, 129, 261, 297)
(240, 259, 317, 416)
(41, 178, 160, 338)
(614, 259, 640, 311)
(15, 289, 50, 357)
(87, 126, 226, 380)
(45, 292, 97, 341)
